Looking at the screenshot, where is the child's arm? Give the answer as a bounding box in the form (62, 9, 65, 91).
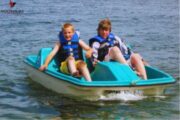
(91, 42, 100, 66)
(79, 40, 92, 58)
(39, 42, 60, 71)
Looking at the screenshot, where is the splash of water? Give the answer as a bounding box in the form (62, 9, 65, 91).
(99, 90, 147, 101)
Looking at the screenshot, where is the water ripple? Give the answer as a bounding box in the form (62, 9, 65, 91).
(0, 0, 179, 119)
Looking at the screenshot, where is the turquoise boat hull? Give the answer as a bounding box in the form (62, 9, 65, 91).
(24, 48, 176, 100)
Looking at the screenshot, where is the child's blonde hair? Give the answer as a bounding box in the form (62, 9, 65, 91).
(97, 18, 111, 33)
(61, 23, 75, 32)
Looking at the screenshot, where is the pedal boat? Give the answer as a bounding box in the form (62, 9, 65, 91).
(24, 48, 176, 100)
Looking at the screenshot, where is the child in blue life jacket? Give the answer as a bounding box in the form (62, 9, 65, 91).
(89, 19, 147, 80)
(39, 23, 92, 82)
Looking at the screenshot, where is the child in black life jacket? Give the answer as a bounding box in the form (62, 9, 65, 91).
(39, 23, 92, 82)
(89, 19, 147, 80)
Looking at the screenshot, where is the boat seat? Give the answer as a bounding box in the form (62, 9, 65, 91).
(91, 62, 140, 81)
(37, 48, 60, 71)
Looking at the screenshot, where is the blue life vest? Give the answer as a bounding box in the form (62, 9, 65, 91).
(89, 33, 117, 47)
(89, 33, 119, 61)
(89, 33, 131, 61)
(58, 31, 82, 62)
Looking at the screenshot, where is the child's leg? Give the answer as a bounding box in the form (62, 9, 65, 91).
(67, 56, 78, 75)
(108, 46, 128, 65)
(130, 53, 147, 80)
(76, 60, 92, 82)
(142, 59, 149, 66)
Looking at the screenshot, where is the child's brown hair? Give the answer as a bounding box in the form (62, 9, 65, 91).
(97, 19, 111, 33)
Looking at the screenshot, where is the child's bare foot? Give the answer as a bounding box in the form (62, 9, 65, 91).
(72, 71, 80, 77)
(135, 71, 147, 80)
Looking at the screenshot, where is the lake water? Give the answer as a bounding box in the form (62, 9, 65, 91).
(0, 0, 179, 119)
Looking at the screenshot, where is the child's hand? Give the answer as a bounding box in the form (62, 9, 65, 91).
(39, 65, 47, 71)
(85, 49, 93, 58)
(93, 59, 100, 66)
